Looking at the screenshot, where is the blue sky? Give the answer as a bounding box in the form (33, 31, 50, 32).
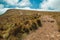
(0, 0, 43, 9)
(0, 0, 60, 14)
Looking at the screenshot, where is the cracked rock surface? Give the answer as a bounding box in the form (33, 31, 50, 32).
(23, 15, 60, 40)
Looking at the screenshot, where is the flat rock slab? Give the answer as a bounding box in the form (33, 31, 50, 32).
(23, 15, 60, 40)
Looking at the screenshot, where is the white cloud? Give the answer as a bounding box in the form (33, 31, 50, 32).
(15, 7, 31, 9)
(0, 8, 9, 15)
(17, 0, 32, 7)
(0, 4, 4, 9)
(4, 0, 31, 7)
(40, 0, 60, 10)
(4, 0, 19, 5)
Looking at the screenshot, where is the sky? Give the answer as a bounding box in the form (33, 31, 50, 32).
(0, 0, 60, 14)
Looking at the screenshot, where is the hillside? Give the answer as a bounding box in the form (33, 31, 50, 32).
(0, 9, 60, 40)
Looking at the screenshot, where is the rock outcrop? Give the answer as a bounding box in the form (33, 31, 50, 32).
(0, 9, 60, 40)
(23, 15, 60, 40)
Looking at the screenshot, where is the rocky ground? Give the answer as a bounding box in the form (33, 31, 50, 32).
(0, 9, 60, 40)
(23, 15, 60, 40)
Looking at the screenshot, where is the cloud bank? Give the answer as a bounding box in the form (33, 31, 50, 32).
(0, 0, 32, 14)
(4, 0, 19, 5)
(17, 0, 31, 7)
(0, 8, 9, 15)
(41, 0, 60, 10)
(0, 0, 60, 14)
(0, 4, 4, 9)
(4, 0, 31, 7)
